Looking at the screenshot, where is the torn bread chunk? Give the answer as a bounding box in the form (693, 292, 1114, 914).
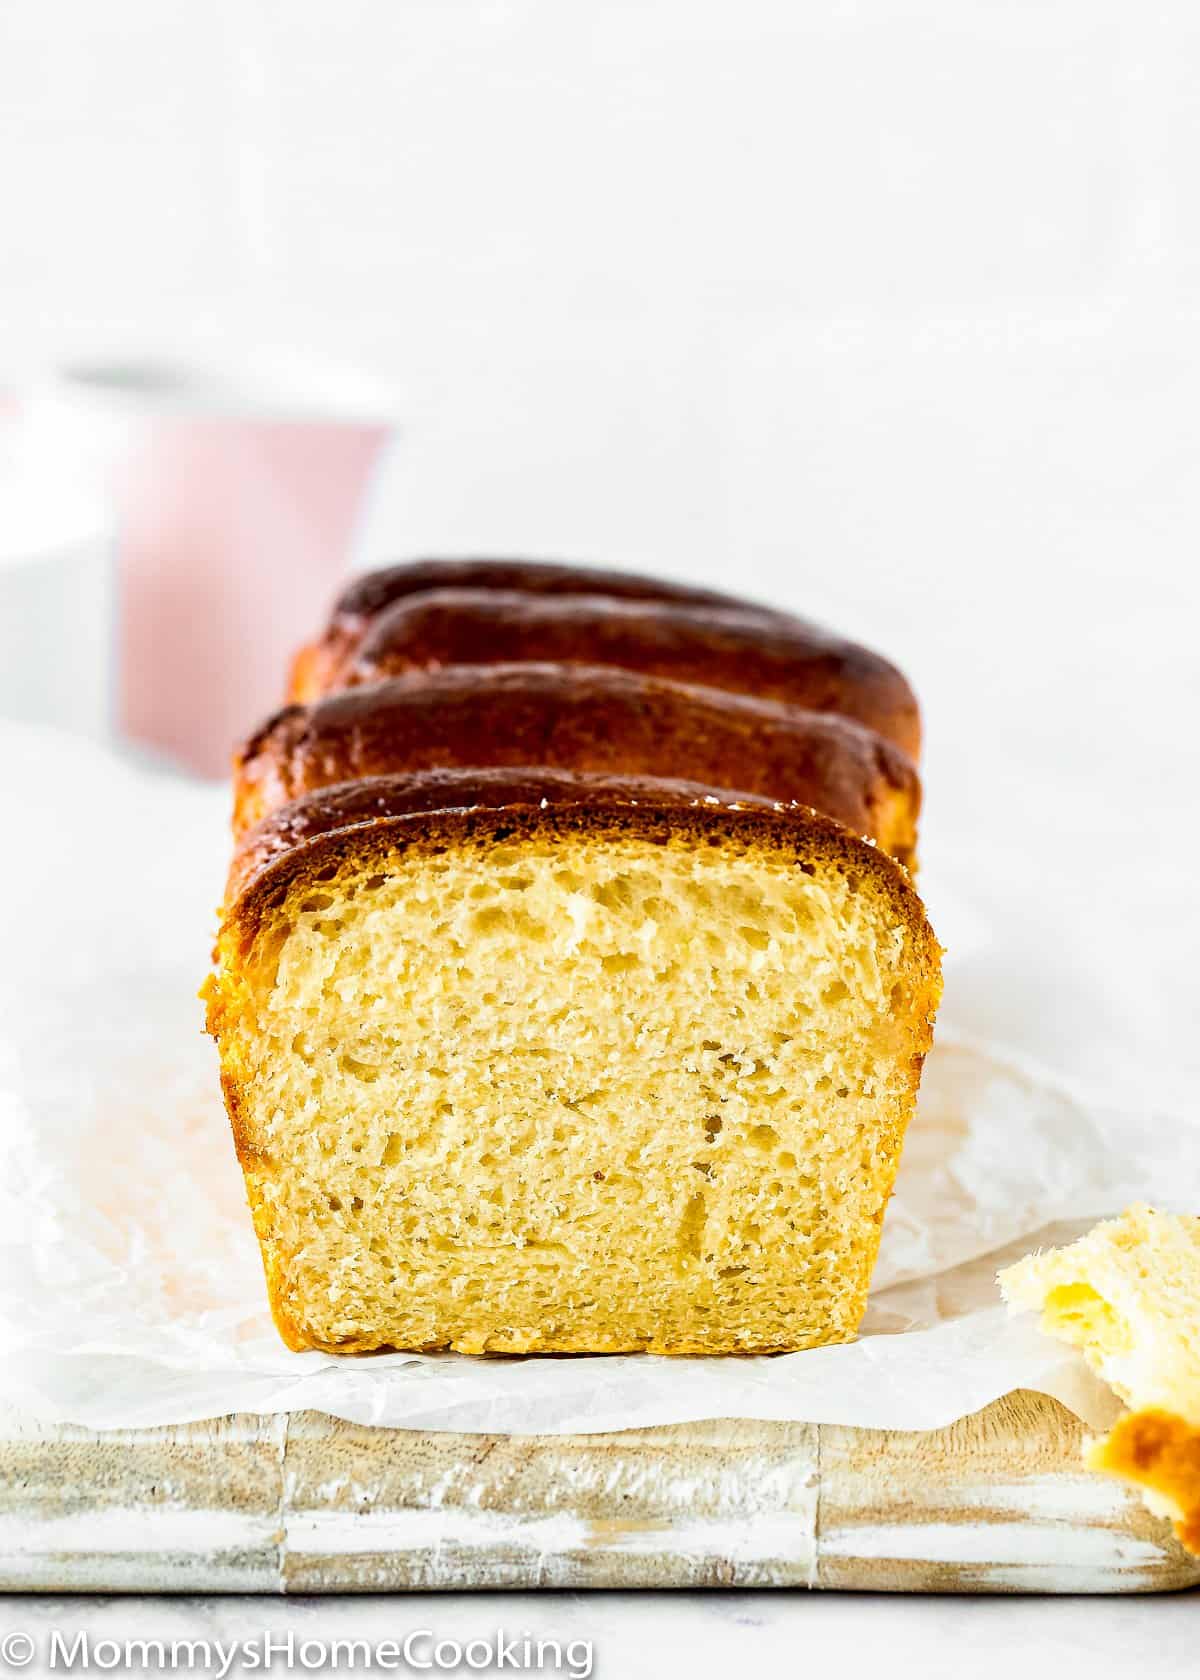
(1000, 1205, 1200, 1554)
(207, 785, 940, 1356)
(1086, 1410, 1200, 1555)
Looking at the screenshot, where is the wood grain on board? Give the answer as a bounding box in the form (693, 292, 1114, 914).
(1, 1393, 1197, 1595)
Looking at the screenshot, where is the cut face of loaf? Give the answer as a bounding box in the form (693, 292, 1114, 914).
(207, 788, 940, 1356)
(295, 586, 920, 760)
(235, 664, 922, 869)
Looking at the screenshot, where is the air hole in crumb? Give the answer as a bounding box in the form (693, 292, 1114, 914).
(739, 924, 770, 950)
(777, 1151, 797, 1169)
(823, 980, 850, 1006)
(591, 877, 633, 911)
(339, 1053, 380, 1083)
(748, 1124, 778, 1150)
(677, 1192, 707, 1264)
(380, 1134, 404, 1167)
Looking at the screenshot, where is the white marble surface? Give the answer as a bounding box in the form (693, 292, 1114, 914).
(2, 1591, 1197, 1679)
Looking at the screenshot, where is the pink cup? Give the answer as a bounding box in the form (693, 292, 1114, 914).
(34, 362, 394, 778)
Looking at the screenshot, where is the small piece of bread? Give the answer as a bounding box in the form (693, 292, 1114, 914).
(999, 1205, 1200, 1554)
(998, 1205, 1200, 1417)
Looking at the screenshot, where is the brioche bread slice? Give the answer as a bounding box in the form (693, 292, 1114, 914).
(288, 557, 786, 703)
(234, 664, 922, 868)
(999, 1206, 1200, 1554)
(310, 587, 920, 759)
(207, 775, 940, 1356)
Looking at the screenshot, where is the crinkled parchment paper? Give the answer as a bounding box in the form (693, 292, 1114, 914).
(1, 724, 1195, 1433)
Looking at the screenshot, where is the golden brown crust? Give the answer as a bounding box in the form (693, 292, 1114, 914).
(1088, 1410, 1200, 1555)
(235, 663, 921, 867)
(223, 785, 936, 946)
(313, 587, 920, 757)
(288, 557, 785, 702)
(226, 766, 798, 906)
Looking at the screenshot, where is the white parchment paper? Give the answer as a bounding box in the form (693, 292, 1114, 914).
(1, 722, 1195, 1434)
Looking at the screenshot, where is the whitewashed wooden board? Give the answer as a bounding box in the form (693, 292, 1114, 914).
(2, 1392, 1197, 1594)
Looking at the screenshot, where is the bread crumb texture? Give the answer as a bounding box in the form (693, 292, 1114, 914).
(999, 1205, 1200, 1554)
(210, 827, 937, 1355)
